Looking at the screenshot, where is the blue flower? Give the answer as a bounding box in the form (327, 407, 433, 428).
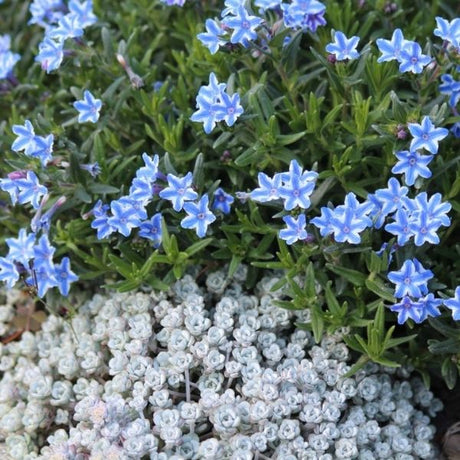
(31, 134, 54, 167)
(398, 42, 431, 74)
(417, 294, 442, 323)
(33, 234, 56, 272)
(212, 188, 234, 214)
(181, 195, 216, 238)
(444, 287, 460, 320)
(250, 172, 282, 202)
(281, 0, 326, 32)
(376, 29, 409, 63)
(28, 265, 58, 298)
(325, 31, 360, 61)
(73, 90, 102, 123)
(279, 214, 308, 245)
(329, 206, 370, 244)
(374, 178, 408, 215)
(0, 50, 20, 80)
(366, 194, 388, 229)
(107, 200, 141, 237)
(311, 206, 334, 237)
(412, 192, 451, 228)
(116, 196, 147, 220)
(387, 259, 433, 299)
(15, 171, 48, 209)
(139, 213, 162, 248)
(278, 160, 318, 211)
(407, 116, 449, 154)
(215, 92, 244, 127)
(433, 17, 460, 48)
(439, 74, 460, 107)
(90, 200, 116, 239)
(68, 0, 97, 28)
(391, 150, 433, 186)
(11, 120, 36, 154)
(408, 209, 441, 246)
(222, 6, 263, 46)
(80, 162, 102, 177)
(159, 172, 198, 212)
(390, 296, 424, 325)
(35, 37, 64, 73)
(191, 72, 244, 134)
(5, 229, 36, 266)
(49, 13, 84, 41)
(54, 257, 78, 296)
(384, 208, 413, 246)
(197, 19, 226, 55)
(136, 153, 159, 182)
(0, 257, 20, 289)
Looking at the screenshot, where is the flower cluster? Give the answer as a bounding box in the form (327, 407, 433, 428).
(90, 152, 222, 241)
(31, 0, 97, 73)
(0, 34, 20, 80)
(376, 28, 431, 74)
(247, 159, 318, 244)
(190, 72, 244, 134)
(0, 229, 77, 297)
(0, 269, 442, 459)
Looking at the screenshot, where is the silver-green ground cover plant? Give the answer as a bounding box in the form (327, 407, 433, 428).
(0, 269, 443, 458)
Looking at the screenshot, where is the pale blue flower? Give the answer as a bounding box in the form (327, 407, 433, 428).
(181, 195, 216, 238)
(325, 31, 360, 61)
(73, 90, 102, 123)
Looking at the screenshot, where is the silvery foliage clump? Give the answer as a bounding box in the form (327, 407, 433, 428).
(0, 266, 442, 459)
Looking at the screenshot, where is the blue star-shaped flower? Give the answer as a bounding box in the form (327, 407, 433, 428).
(390, 296, 423, 325)
(311, 206, 334, 237)
(139, 213, 162, 248)
(212, 188, 234, 214)
(197, 19, 226, 55)
(412, 192, 451, 227)
(11, 120, 36, 154)
(35, 37, 64, 73)
(181, 195, 216, 238)
(54, 257, 79, 296)
(387, 259, 433, 299)
(329, 206, 370, 244)
(215, 92, 244, 127)
(73, 90, 102, 123)
(407, 116, 449, 154)
(417, 293, 442, 323)
(391, 150, 433, 186)
(384, 208, 414, 246)
(49, 13, 84, 41)
(0, 257, 20, 289)
(33, 234, 56, 272)
(159, 172, 198, 212)
(15, 171, 48, 209)
(5, 229, 36, 266)
(250, 172, 282, 202)
(325, 31, 360, 61)
(376, 28, 408, 63)
(444, 286, 460, 321)
(398, 42, 431, 74)
(433, 16, 460, 48)
(69, 0, 98, 28)
(439, 74, 460, 108)
(374, 178, 408, 215)
(222, 6, 263, 46)
(107, 200, 141, 237)
(279, 214, 308, 245)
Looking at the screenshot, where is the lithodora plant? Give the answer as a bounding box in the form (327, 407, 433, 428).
(0, 0, 460, 388)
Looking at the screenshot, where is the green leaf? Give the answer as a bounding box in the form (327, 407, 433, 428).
(326, 263, 366, 286)
(442, 357, 458, 390)
(365, 279, 395, 303)
(185, 238, 213, 256)
(310, 304, 324, 343)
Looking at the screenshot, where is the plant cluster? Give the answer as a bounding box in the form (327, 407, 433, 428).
(0, 269, 443, 458)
